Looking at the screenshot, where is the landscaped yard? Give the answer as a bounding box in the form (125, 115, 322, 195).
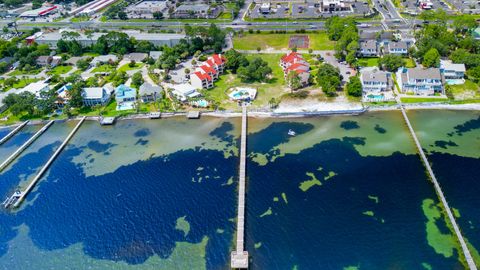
(91, 64, 116, 73)
(118, 63, 144, 72)
(404, 58, 416, 68)
(204, 54, 288, 109)
(232, 33, 335, 51)
(9, 68, 43, 76)
(1, 77, 42, 92)
(358, 57, 379, 67)
(47, 65, 73, 75)
(449, 79, 480, 100)
(400, 97, 449, 103)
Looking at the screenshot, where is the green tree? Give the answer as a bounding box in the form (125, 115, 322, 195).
(153, 11, 164, 20)
(378, 54, 405, 72)
(76, 59, 90, 70)
(317, 63, 341, 97)
(286, 70, 302, 90)
(346, 76, 362, 97)
(422, 48, 440, 68)
(131, 71, 144, 88)
(237, 57, 272, 83)
(224, 49, 248, 73)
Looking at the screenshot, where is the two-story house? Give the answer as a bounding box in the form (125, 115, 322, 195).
(115, 84, 136, 110)
(396, 67, 444, 95)
(387, 41, 409, 56)
(280, 51, 310, 88)
(440, 60, 466, 85)
(358, 40, 378, 57)
(82, 87, 112, 106)
(360, 68, 391, 93)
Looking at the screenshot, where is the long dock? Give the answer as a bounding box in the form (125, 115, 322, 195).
(231, 105, 249, 269)
(399, 104, 477, 269)
(11, 117, 86, 208)
(0, 120, 54, 173)
(0, 121, 29, 145)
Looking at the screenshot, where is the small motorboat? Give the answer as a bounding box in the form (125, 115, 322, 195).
(288, 129, 296, 136)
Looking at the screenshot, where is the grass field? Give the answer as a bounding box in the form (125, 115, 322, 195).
(9, 68, 43, 76)
(358, 57, 379, 67)
(91, 64, 116, 73)
(233, 33, 334, 51)
(400, 97, 449, 103)
(449, 79, 480, 100)
(205, 54, 287, 109)
(47, 65, 73, 75)
(118, 63, 144, 72)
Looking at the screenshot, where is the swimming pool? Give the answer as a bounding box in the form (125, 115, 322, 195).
(366, 94, 384, 101)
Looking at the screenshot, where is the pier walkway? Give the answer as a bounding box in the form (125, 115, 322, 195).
(231, 105, 249, 269)
(0, 121, 29, 145)
(399, 104, 477, 269)
(0, 120, 54, 173)
(12, 117, 86, 208)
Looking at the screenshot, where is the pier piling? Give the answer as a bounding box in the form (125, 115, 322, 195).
(399, 104, 477, 270)
(0, 121, 29, 146)
(11, 117, 86, 208)
(0, 120, 54, 173)
(231, 105, 249, 269)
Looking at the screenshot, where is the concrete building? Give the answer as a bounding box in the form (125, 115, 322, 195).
(125, 1, 167, 19)
(190, 54, 227, 90)
(396, 67, 444, 95)
(174, 4, 219, 19)
(191, 71, 214, 90)
(33, 31, 186, 49)
(440, 60, 466, 85)
(82, 87, 112, 106)
(320, 0, 352, 12)
(260, 3, 271, 13)
(19, 5, 58, 18)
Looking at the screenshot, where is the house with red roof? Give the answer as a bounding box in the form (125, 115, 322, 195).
(190, 54, 227, 90)
(280, 51, 310, 89)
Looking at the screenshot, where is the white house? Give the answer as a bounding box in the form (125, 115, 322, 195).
(82, 87, 112, 106)
(359, 40, 378, 57)
(22, 81, 50, 98)
(440, 60, 466, 85)
(171, 83, 201, 102)
(360, 68, 390, 92)
(387, 41, 408, 55)
(396, 67, 444, 95)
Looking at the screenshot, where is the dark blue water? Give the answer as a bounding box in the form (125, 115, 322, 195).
(246, 121, 463, 269)
(0, 120, 238, 269)
(0, 125, 42, 159)
(0, 128, 12, 140)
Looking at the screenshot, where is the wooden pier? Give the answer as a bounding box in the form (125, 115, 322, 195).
(0, 121, 29, 146)
(231, 105, 249, 269)
(399, 104, 477, 270)
(0, 120, 54, 173)
(11, 117, 86, 209)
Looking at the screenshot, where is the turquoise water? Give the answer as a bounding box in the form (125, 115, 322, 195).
(0, 111, 477, 269)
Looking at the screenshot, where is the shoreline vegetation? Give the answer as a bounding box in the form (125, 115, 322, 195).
(1, 103, 480, 128)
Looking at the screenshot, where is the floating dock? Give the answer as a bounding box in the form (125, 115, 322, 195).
(149, 112, 161, 119)
(399, 103, 477, 270)
(231, 105, 249, 269)
(100, 117, 116, 125)
(187, 111, 200, 119)
(0, 120, 54, 173)
(0, 121, 29, 146)
(8, 117, 86, 209)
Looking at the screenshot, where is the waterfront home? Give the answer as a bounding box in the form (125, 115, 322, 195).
(358, 40, 378, 57)
(190, 54, 226, 90)
(21, 81, 50, 98)
(386, 41, 408, 56)
(123, 53, 148, 63)
(396, 67, 444, 95)
(56, 84, 72, 108)
(82, 86, 112, 106)
(171, 83, 201, 102)
(139, 82, 162, 102)
(440, 60, 466, 85)
(90, 55, 118, 67)
(115, 84, 136, 111)
(205, 54, 227, 73)
(191, 71, 213, 89)
(360, 68, 390, 92)
(280, 51, 310, 88)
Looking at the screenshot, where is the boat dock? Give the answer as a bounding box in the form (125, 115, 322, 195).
(0, 120, 54, 173)
(100, 117, 116, 125)
(187, 111, 200, 119)
(231, 105, 249, 269)
(0, 121, 29, 146)
(399, 104, 477, 270)
(8, 117, 86, 209)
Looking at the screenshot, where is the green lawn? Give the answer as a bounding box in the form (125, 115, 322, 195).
(70, 16, 90, 22)
(205, 54, 287, 109)
(358, 57, 379, 67)
(92, 64, 116, 73)
(449, 79, 480, 100)
(400, 97, 449, 103)
(9, 68, 43, 76)
(404, 58, 416, 68)
(233, 33, 334, 51)
(47, 65, 73, 75)
(118, 63, 144, 72)
(1, 77, 42, 92)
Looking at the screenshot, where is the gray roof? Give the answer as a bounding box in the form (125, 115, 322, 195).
(64, 56, 89, 65)
(360, 40, 377, 50)
(149, 51, 163, 60)
(361, 69, 388, 83)
(139, 82, 162, 95)
(124, 53, 148, 62)
(407, 68, 442, 80)
(92, 55, 118, 63)
(176, 4, 209, 12)
(388, 41, 408, 50)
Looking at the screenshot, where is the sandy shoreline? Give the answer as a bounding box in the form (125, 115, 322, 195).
(0, 103, 479, 129)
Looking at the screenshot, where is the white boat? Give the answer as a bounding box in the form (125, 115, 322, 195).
(288, 129, 296, 136)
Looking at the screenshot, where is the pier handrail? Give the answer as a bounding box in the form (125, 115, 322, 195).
(0, 120, 54, 173)
(399, 104, 477, 270)
(0, 121, 29, 146)
(13, 117, 86, 208)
